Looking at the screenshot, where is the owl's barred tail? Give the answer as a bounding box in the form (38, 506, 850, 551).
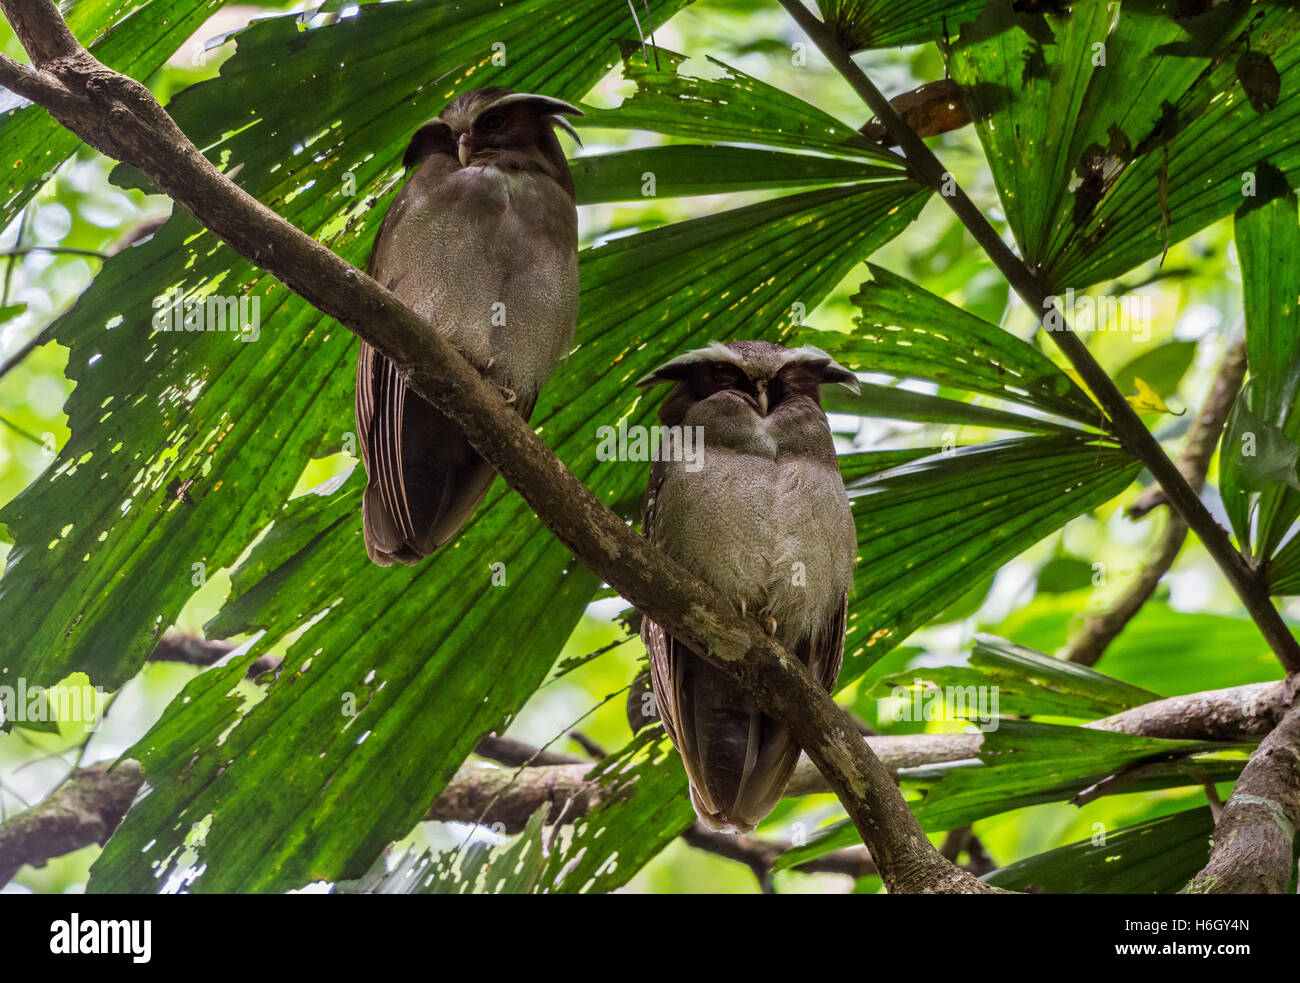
(686, 729, 802, 835)
(645, 606, 846, 833)
(675, 655, 803, 834)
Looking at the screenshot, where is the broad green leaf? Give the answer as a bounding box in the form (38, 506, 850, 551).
(338, 731, 695, 895)
(950, 0, 1114, 274)
(1111, 340, 1197, 400)
(776, 721, 1239, 868)
(837, 448, 943, 484)
(824, 381, 1082, 434)
(1220, 168, 1300, 578)
(951, 0, 1300, 290)
(580, 45, 898, 162)
(816, 0, 987, 51)
(1048, 4, 1300, 288)
(1, 0, 244, 228)
(805, 265, 1101, 427)
(982, 806, 1213, 893)
(1264, 529, 1300, 595)
(1222, 384, 1300, 565)
(336, 806, 552, 894)
(841, 435, 1139, 682)
(991, 600, 1291, 695)
(539, 729, 695, 893)
(1035, 555, 1096, 594)
(572, 146, 899, 203)
(869, 635, 1161, 721)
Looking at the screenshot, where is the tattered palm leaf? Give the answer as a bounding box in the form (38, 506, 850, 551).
(950, 0, 1300, 291)
(815, 0, 987, 51)
(982, 805, 1214, 893)
(1219, 168, 1300, 584)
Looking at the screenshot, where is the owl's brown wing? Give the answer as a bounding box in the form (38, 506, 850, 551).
(641, 617, 681, 749)
(640, 486, 848, 830)
(357, 342, 531, 564)
(808, 592, 848, 695)
(355, 153, 543, 565)
(639, 457, 680, 742)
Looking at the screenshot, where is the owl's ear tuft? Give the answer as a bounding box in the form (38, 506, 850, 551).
(818, 360, 861, 394)
(635, 361, 693, 389)
(636, 343, 738, 388)
(487, 92, 584, 119)
(486, 93, 584, 145)
(403, 119, 456, 170)
(547, 114, 582, 146)
(791, 345, 860, 394)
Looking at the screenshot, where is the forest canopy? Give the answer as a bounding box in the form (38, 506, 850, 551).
(0, 0, 1298, 897)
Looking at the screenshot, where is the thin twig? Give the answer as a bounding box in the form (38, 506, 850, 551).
(1063, 338, 1248, 666)
(0, 332, 42, 383)
(0, 246, 109, 260)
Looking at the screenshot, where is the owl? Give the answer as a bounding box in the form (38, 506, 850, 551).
(638, 340, 860, 833)
(355, 88, 582, 564)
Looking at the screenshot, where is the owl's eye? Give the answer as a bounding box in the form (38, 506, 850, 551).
(702, 364, 747, 391)
(481, 114, 506, 131)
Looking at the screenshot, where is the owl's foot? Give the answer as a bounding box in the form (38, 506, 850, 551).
(479, 359, 517, 404)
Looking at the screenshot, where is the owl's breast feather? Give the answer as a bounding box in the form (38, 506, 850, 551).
(654, 438, 852, 643)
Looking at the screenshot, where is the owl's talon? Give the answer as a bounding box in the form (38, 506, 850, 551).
(764, 617, 778, 636)
(498, 385, 517, 405)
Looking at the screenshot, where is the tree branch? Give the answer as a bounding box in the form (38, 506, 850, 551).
(681, 822, 877, 892)
(3, 680, 1286, 886)
(0, 760, 142, 886)
(0, 0, 984, 892)
(1126, 336, 1248, 520)
(1063, 338, 1248, 666)
(1083, 681, 1290, 742)
(775, 0, 1300, 676)
(1185, 698, 1300, 893)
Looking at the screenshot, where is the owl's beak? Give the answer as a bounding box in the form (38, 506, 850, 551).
(755, 379, 769, 416)
(458, 133, 472, 168)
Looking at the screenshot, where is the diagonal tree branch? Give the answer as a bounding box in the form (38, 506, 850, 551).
(1185, 699, 1300, 894)
(0, 0, 988, 893)
(1063, 337, 1248, 667)
(1126, 336, 1248, 521)
(775, 0, 1300, 676)
(0, 760, 143, 887)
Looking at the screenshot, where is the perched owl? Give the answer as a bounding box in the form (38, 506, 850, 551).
(356, 88, 582, 564)
(638, 340, 860, 833)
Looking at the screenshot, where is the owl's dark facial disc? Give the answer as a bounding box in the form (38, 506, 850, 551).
(402, 119, 456, 170)
(441, 92, 582, 167)
(766, 360, 833, 412)
(640, 341, 859, 425)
